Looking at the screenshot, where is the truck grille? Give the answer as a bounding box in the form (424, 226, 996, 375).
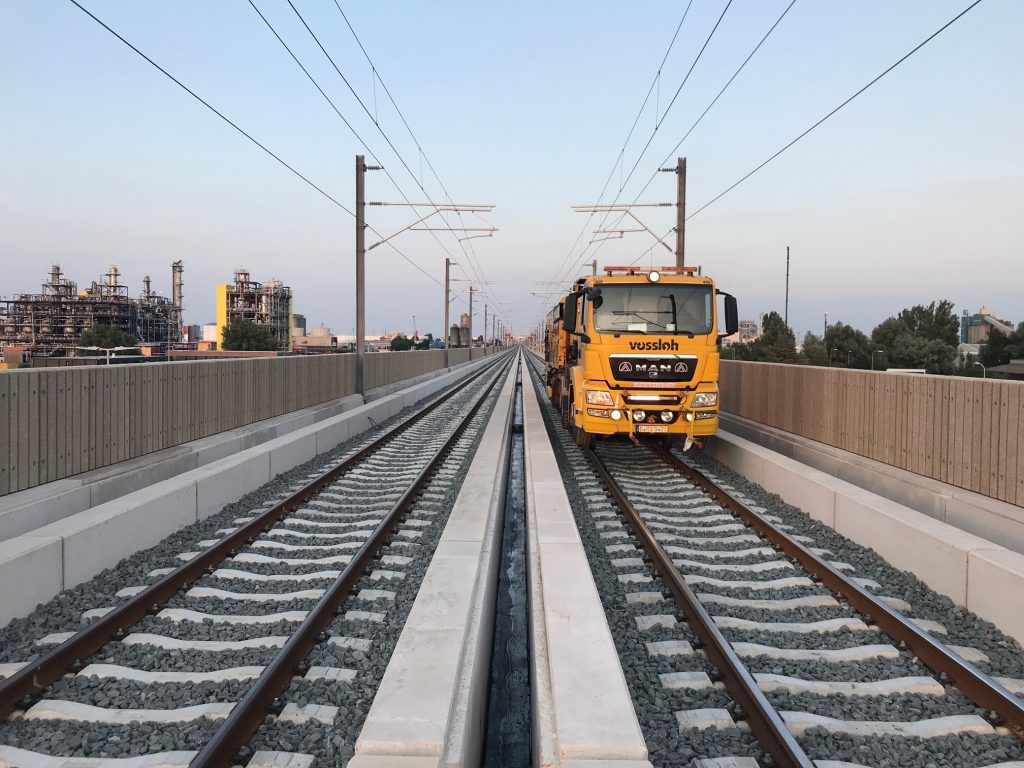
(609, 355, 697, 383)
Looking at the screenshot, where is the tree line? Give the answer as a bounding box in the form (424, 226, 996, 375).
(726, 300, 1023, 378)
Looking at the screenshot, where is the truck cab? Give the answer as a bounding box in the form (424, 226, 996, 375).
(557, 265, 737, 449)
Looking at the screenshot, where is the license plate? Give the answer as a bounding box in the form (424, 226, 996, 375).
(636, 424, 669, 434)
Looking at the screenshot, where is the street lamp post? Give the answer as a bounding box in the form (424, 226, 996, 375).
(871, 349, 883, 370)
(974, 361, 987, 378)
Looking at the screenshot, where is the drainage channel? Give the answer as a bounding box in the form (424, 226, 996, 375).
(482, 361, 531, 767)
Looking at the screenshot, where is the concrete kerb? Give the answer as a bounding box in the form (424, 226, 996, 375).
(0, 355, 503, 629)
(33, 480, 198, 592)
(709, 429, 1024, 644)
(521, 361, 653, 767)
(719, 412, 1024, 555)
(348, 356, 517, 768)
(0, 536, 64, 625)
(966, 548, 1024, 641)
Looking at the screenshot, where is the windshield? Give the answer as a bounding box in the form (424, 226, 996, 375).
(591, 283, 713, 335)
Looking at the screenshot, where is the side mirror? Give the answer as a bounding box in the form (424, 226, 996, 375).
(587, 286, 603, 309)
(563, 293, 579, 333)
(718, 291, 738, 336)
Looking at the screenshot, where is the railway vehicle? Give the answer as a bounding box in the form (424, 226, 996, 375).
(545, 265, 737, 450)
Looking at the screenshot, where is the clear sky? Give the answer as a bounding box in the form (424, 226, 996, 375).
(2, 0, 1022, 341)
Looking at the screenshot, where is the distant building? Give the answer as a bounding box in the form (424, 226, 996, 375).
(201, 323, 219, 343)
(961, 307, 1014, 344)
(292, 313, 307, 339)
(293, 323, 337, 351)
(0, 263, 183, 357)
(721, 318, 759, 347)
(182, 324, 203, 343)
(989, 359, 1024, 381)
(215, 269, 293, 351)
(449, 324, 468, 348)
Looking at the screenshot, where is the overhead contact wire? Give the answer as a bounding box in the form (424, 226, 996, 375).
(66, 0, 441, 286)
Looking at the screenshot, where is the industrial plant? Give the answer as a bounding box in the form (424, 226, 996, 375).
(0, 262, 183, 358)
(215, 269, 294, 352)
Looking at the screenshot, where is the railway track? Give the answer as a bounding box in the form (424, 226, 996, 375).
(0, 353, 513, 768)
(523, 351, 1024, 768)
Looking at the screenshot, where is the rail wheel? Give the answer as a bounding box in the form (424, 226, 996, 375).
(572, 422, 593, 449)
(549, 378, 561, 407)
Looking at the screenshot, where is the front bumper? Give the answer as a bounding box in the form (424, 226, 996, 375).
(577, 386, 719, 436)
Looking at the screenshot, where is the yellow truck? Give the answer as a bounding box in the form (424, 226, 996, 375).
(545, 265, 737, 450)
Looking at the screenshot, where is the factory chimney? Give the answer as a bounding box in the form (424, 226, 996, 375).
(171, 261, 184, 338)
(143, 275, 152, 300)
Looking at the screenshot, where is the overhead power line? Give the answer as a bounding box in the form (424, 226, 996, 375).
(287, 1, 500, 313)
(687, 0, 985, 221)
(623, 0, 986, 268)
(328, 2, 504, 320)
(547, 0, 737, 296)
(543, 1, 695, 288)
(65, 0, 441, 286)
(619, 0, 798, 224)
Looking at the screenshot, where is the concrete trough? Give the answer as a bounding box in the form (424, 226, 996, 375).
(708, 430, 1024, 645)
(0, 355, 502, 628)
(521, 364, 653, 768)
(349, 359, 518, 767)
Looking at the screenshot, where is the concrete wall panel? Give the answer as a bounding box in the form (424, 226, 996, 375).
(0, 347, 497, 497)
(720, 361, 1024, 507)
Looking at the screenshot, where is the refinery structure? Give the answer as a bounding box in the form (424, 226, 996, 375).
(0, 262, 183, 357)
(215, 269, 293, 352)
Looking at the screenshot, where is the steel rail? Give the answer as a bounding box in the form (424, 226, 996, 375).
(584, 447, 816, 768)
(191, 354, 513, 767)
(651, 443, 1024, 739)
(0, 353, 510, 721)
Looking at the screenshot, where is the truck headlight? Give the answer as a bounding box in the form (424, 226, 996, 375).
(585, 390, 614, 406)
(691, 393, 718, 407)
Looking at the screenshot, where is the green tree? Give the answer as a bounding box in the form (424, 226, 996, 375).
(221, 319, 278, 351)
(823, 322, 873, 368)
(390, 334, 414, 351)
(723, 312, 796, 363)
(871, 317, 912, 350)
(799, 332, 829, 366)
(956, 352, 985, 378)
(887, 335, 956, 374)
(415, 333, 434, 350)
(896, 300, 958, 346)
(77, 324, 138, 355)
(758, 312, 798, 363)
(979, 329, 1008, 367)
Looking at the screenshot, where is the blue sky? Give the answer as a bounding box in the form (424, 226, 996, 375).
(2, 0, 1021, 340)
